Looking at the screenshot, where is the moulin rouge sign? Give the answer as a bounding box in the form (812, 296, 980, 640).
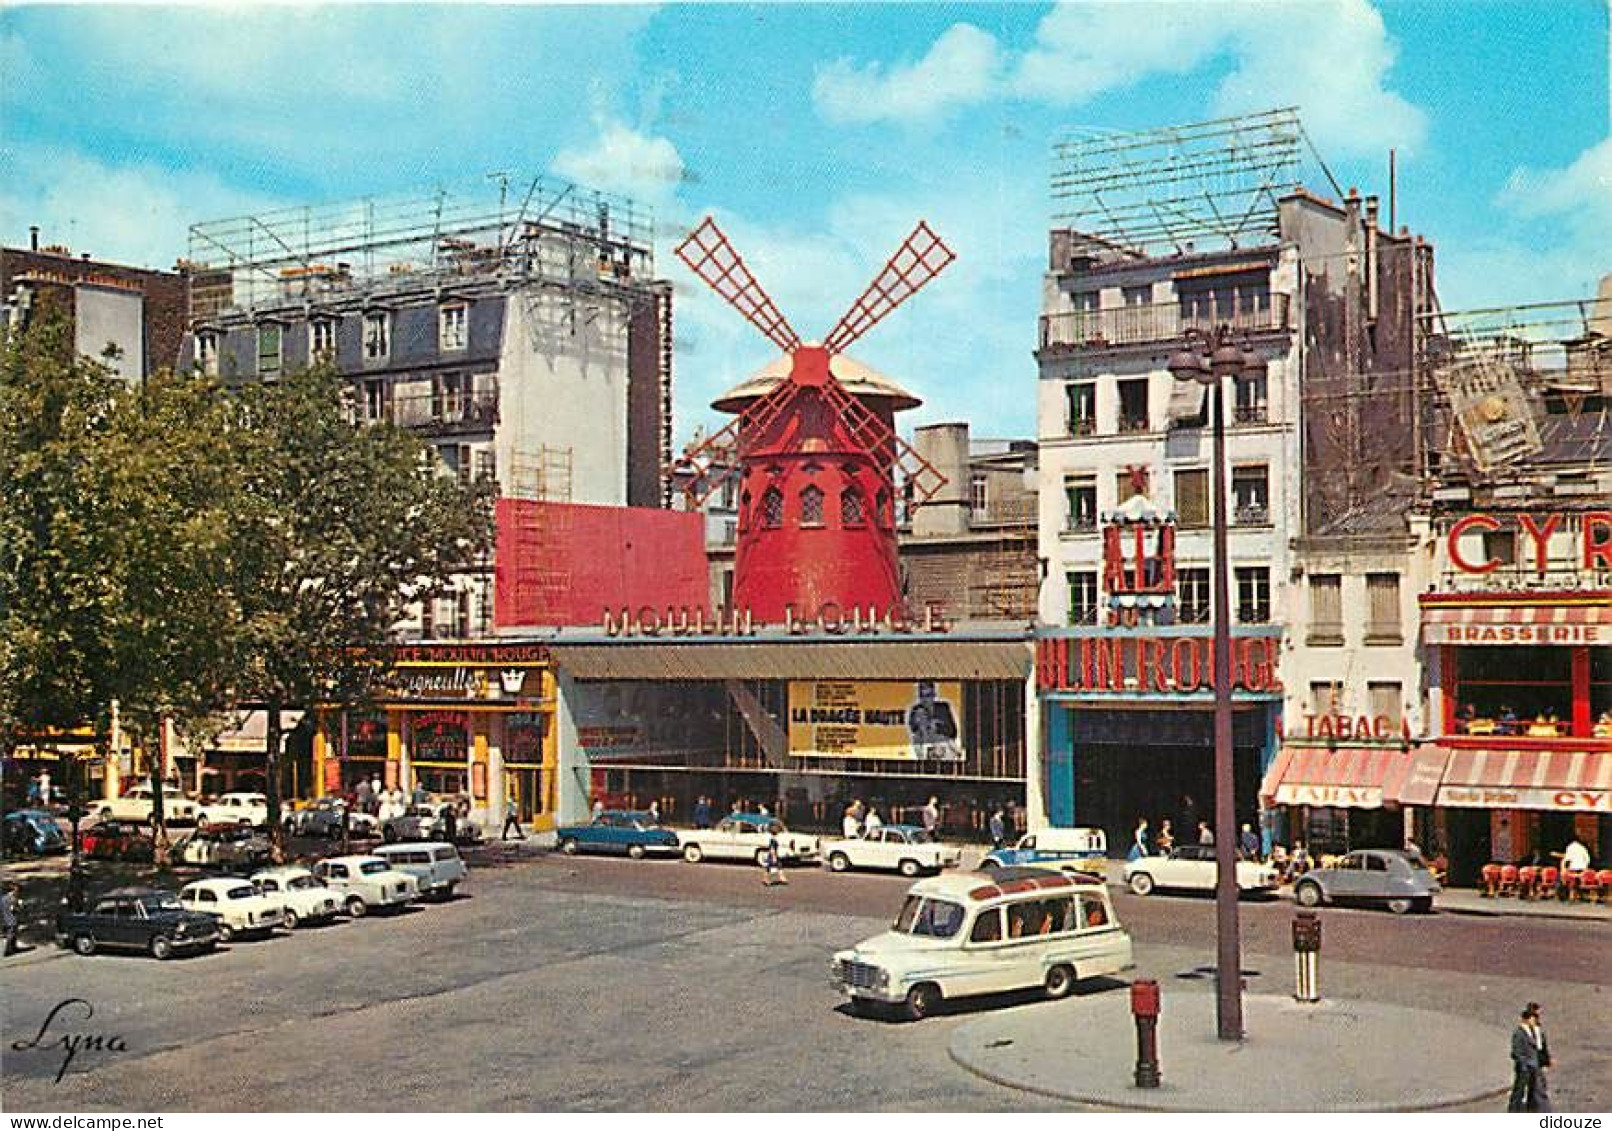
(602, 601, 952, 638)
(1037, 634, 1282, 695)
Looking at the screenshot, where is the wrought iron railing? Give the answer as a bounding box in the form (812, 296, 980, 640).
(1040, 293, 1291, 351)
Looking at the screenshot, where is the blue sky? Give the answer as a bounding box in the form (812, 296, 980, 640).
(3, 2, 1608, 442)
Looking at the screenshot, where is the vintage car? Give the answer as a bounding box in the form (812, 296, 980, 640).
(311, 855, 419, 916)
(820, 825, 963, 877)
(251, 866, 342, 929)
(81, 819, 154, 861)
(1123, 845, 1281, 897)
(96, 782, 199, 825)
(284, 797, 379, 839)
(1292, 848, 1441, 914)
(677, 813, 819, 866)
(373, 842, 468, 900)
(172, 825, 273, 870)
(178, 877, 285, 942)
(3, 809, 67, 856)
(194, 792, 271, 828)
(555, 811, 680, 859)
(381, 803, 479, 844)
(56, 887, 219, 959)
(831, 868, 1134, 1020)
(981, 827, 1108, 877)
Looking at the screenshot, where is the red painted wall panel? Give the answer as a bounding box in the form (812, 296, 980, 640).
(494, 499, 708, 628)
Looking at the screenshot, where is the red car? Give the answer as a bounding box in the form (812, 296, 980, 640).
(81, 819, 155, 861)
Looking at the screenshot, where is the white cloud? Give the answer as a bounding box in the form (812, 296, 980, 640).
(1500, 136, 1612, 228)
(553, 120, 688, 210)
(813, 23, 1003, 126)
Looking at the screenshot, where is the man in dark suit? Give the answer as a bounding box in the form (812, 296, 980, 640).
(1527, 1002, 1553, 1112)
(1508, 1003, 1551, 1111)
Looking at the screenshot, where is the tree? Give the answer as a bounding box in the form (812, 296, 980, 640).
(225, 364, 494, 860)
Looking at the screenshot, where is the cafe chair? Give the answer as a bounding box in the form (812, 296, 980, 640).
(1497, 864, 1520, 897)
(1517, 865, 1539, 899)
(1538, 866, 1559, 900)
(1481, 863, 1502, 897)
(1561, 869, 1583, 901)
(1595, 869, 1612, 904)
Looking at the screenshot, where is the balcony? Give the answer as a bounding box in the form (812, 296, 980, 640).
(1040, 293, 1291, 352)
(1067, 417, 1097, 437)
(383, 387, 500, 435)
(1233, 403, 1269, 425)
(1234, 503, 1270, 526)
(1118, 415, 1151, 434)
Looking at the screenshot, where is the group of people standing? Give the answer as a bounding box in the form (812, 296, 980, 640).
(352, 775, 410, 820)
(1129, 816, 1270, 863)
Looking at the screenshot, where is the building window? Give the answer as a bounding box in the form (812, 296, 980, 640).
(257, 324, 282, 376)
(1180, 277, 1270, 325)
(1307, 575, 1343, 644)
(437, 443, 472, 484)
(719, 477, 739, 511)
(310, 319, 336, 361)
(196, 332, 219, 377)
(1122, 284, 1151, 307)
(474, 449, 497, 483)
(1232, 465, 1269, 525)
(876, 487, 892, 528)
(1065, 476, 1097, 531)
(1177, 567, 1211, 624)
(1067, 381, 1096, 436)
(1368, 681, 1403, 727)
(1175, 468, 1209, 528)
(841, 488, 866, 527)
(1068, 571, 1099, 626)
(1452, 646, 1573, 732)
(762, 487, 784, 529)
(1235, 566, 1270, 623)
(440, 304, 468, 352)
(1118, 378, 1149, 432)
(363, 378, 388, 422)
(970, 472, 988, 518)
(432, 372, 467, 421)
(1309, 680, 1343, 716)
(363, 311, 390, 362)
(1365, 573, 1402, 643)
(1234, 372, 1268, 424)
(800, 485, 825, 527)
(1073, 291, 1099, 313)
(1482, 529, 1515, 568)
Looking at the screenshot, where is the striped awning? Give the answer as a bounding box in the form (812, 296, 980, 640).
(1260, 745, 1450, 810)
(1420, 593, 1610, 645)
(1437, 748, 1612, 812)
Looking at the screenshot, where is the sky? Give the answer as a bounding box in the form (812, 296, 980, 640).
(3, 1, 1608, 443)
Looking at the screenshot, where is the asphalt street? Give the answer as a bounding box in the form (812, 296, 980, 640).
(3, 849, 1607, 1112)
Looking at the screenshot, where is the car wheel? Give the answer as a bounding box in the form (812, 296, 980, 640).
(1044, 964, 1076, 1000)
(899, 858, 921, 878)
(346, 896, 368, 918)
(683, 844, 703, 863)
(150, 935, 173, 960)
(1129, 872, 1155, 896)
(627, 843, 646, 860)
(216, 923, 234, 943)
(73, 934, 96, 956)
(904, 982, 941, 1021)
(283, 909, 300, 930)
(829, 852, 850, 873)
(559, 838, 579, 856)
(1386, 897, 1413, 915)
(1296, 881, 1323, 908)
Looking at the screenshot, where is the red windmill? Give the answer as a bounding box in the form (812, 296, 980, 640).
(674, 217, 956, 622)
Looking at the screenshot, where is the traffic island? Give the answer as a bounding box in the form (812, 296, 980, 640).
(948, 990, 1511, 1112)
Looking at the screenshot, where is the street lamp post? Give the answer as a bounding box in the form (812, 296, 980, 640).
(1168, 325, 1266, 1041)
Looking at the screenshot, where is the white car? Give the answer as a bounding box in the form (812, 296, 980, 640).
(178, 877, 285, 942)
(677, 812, 819, 866)
(97, 783, 199, 825)
(1123, 845, 1281, 897)
(372, 842, 467, 901)
(820, 825, 962, 877)
(195, 792, 271, 828)
(251, 866, 342, 929)
(312, 855, 419, 917)
(832, 868, 1134, 1019)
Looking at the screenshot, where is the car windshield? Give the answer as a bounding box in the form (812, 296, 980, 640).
(287, 875, 322, 890)
(137, 895, 182, 913)
(906, 829, 935, 844)
(359, 861, 389, 875)
(892, 895, 965, 939)
(226, 885, 258, 900)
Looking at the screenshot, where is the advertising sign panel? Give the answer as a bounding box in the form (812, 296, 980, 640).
(788, 681, 966, 762)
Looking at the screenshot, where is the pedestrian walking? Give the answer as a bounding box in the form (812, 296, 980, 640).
(921, 796, 940, 837)
(762, 833, 787, 886)
(1129, 818, 1150, 862)
(355, 777, 373, 814)
(501, 797, 524, 841)
(1157, 819, 1175, 854)
(864, 807, 883, 833)
(26, 777, 40, 807)
(648, 800, 662, 826)
(693, 795, 711, 830)
(442, 803, 458, 845)
(368, 776, 383, 815)
(2, 882, 20, 956)
(988, 806, 1006, 850)
(1239, 823, 1259, 859)
(1197, 820, 1214, 846)
(38, 770, 51, 808)
(1508, 1003, 1550, 1111)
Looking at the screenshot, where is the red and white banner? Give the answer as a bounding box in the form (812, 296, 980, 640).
(1437, 748, 1612, 812)
(1420, 600, 1607, 645)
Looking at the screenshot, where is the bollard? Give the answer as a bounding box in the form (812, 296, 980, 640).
(1292, 910, 1322, 1003)
(1130, 979, 1161, 1088)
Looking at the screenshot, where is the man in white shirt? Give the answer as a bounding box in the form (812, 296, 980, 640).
(1561, 837, 1591, 873)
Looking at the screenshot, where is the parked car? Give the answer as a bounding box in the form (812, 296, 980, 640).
(172, 825, 273, 870)
(1123, 845, 1281, 897)
(372, 842, 468, 900)
(96, 782, 199, 825)
(555, 811, 680, 859)
(381, 803, 476, 844)
(284, 797, 378, 840)
(677, 813, 819, 866)
(982, 827, 1107, 876)
(56, 887, 219, 959)
(194, 792, 270, 828)
(820, 825, 963, 877)
(81, 819, 154, 861)
(831, 867, 1134, 1020)
(251, 866, 341, 929)
(3, 809, 67, 856)
(178, 877, 285, 942)
(1292, 848, 1441, 915)
(311, 855, 419, 917)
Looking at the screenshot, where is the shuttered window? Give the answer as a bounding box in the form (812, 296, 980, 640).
(1366, 573, 1402, 643)
(1175, 469, 1209, 528)
(1308, 575, 1342, 644)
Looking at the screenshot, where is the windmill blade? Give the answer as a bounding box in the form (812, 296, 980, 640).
(823, 221, 956, 355)
(816, 375, 947, 507)
(667, 415, 744, 508)
(675, 217, 802, 354)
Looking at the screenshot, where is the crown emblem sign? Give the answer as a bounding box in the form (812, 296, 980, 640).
(499, 669, 527, 695)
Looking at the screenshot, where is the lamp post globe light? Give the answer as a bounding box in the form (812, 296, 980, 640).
(1166, 324, 1261, 1042)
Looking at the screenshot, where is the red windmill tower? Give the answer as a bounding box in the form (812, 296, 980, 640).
(674, 217, 956, 622)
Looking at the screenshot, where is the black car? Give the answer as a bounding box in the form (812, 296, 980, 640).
(55, 887, 220, 959)
(3, 809, 68, 856)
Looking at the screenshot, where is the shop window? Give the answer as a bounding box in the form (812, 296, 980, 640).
(1307, 575, 1342, 644)
(1118, 378, 1149, 432)
(257, 324, 282, 376)
(1232, 465, 1268, 525)
(1067, 571, 1099, 626)
(762, 487, 784, 529)
(1065, 476, 1097, 531)
(1365, 573, 1402, 643)
(1450, 645, 1574, 735)
(1482, 529, 1516, 568)
(1368, 681, 1402, 727)
(1067, 381, 1096, 436)
(1235, 566, 1270, 623)
(1175, 469, 1208, 528)
(800, 485, 825, 527)
(1177, 567, 1210, 624)
(841, 488, 866, 527)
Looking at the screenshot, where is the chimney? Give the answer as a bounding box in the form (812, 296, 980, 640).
(29, 226, 39, 251)
(1364, 196, 1380, 324)
(911, 422, 972, 538)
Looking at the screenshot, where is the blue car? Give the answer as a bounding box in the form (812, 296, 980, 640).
(555, 810, 679, 860)
(4, 809, 68, 856)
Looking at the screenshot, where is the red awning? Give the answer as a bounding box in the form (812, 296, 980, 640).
(1437, 748, 1612, 812)
(1260, 746, 1450, 810)
(1420, 595, 1610, 645)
